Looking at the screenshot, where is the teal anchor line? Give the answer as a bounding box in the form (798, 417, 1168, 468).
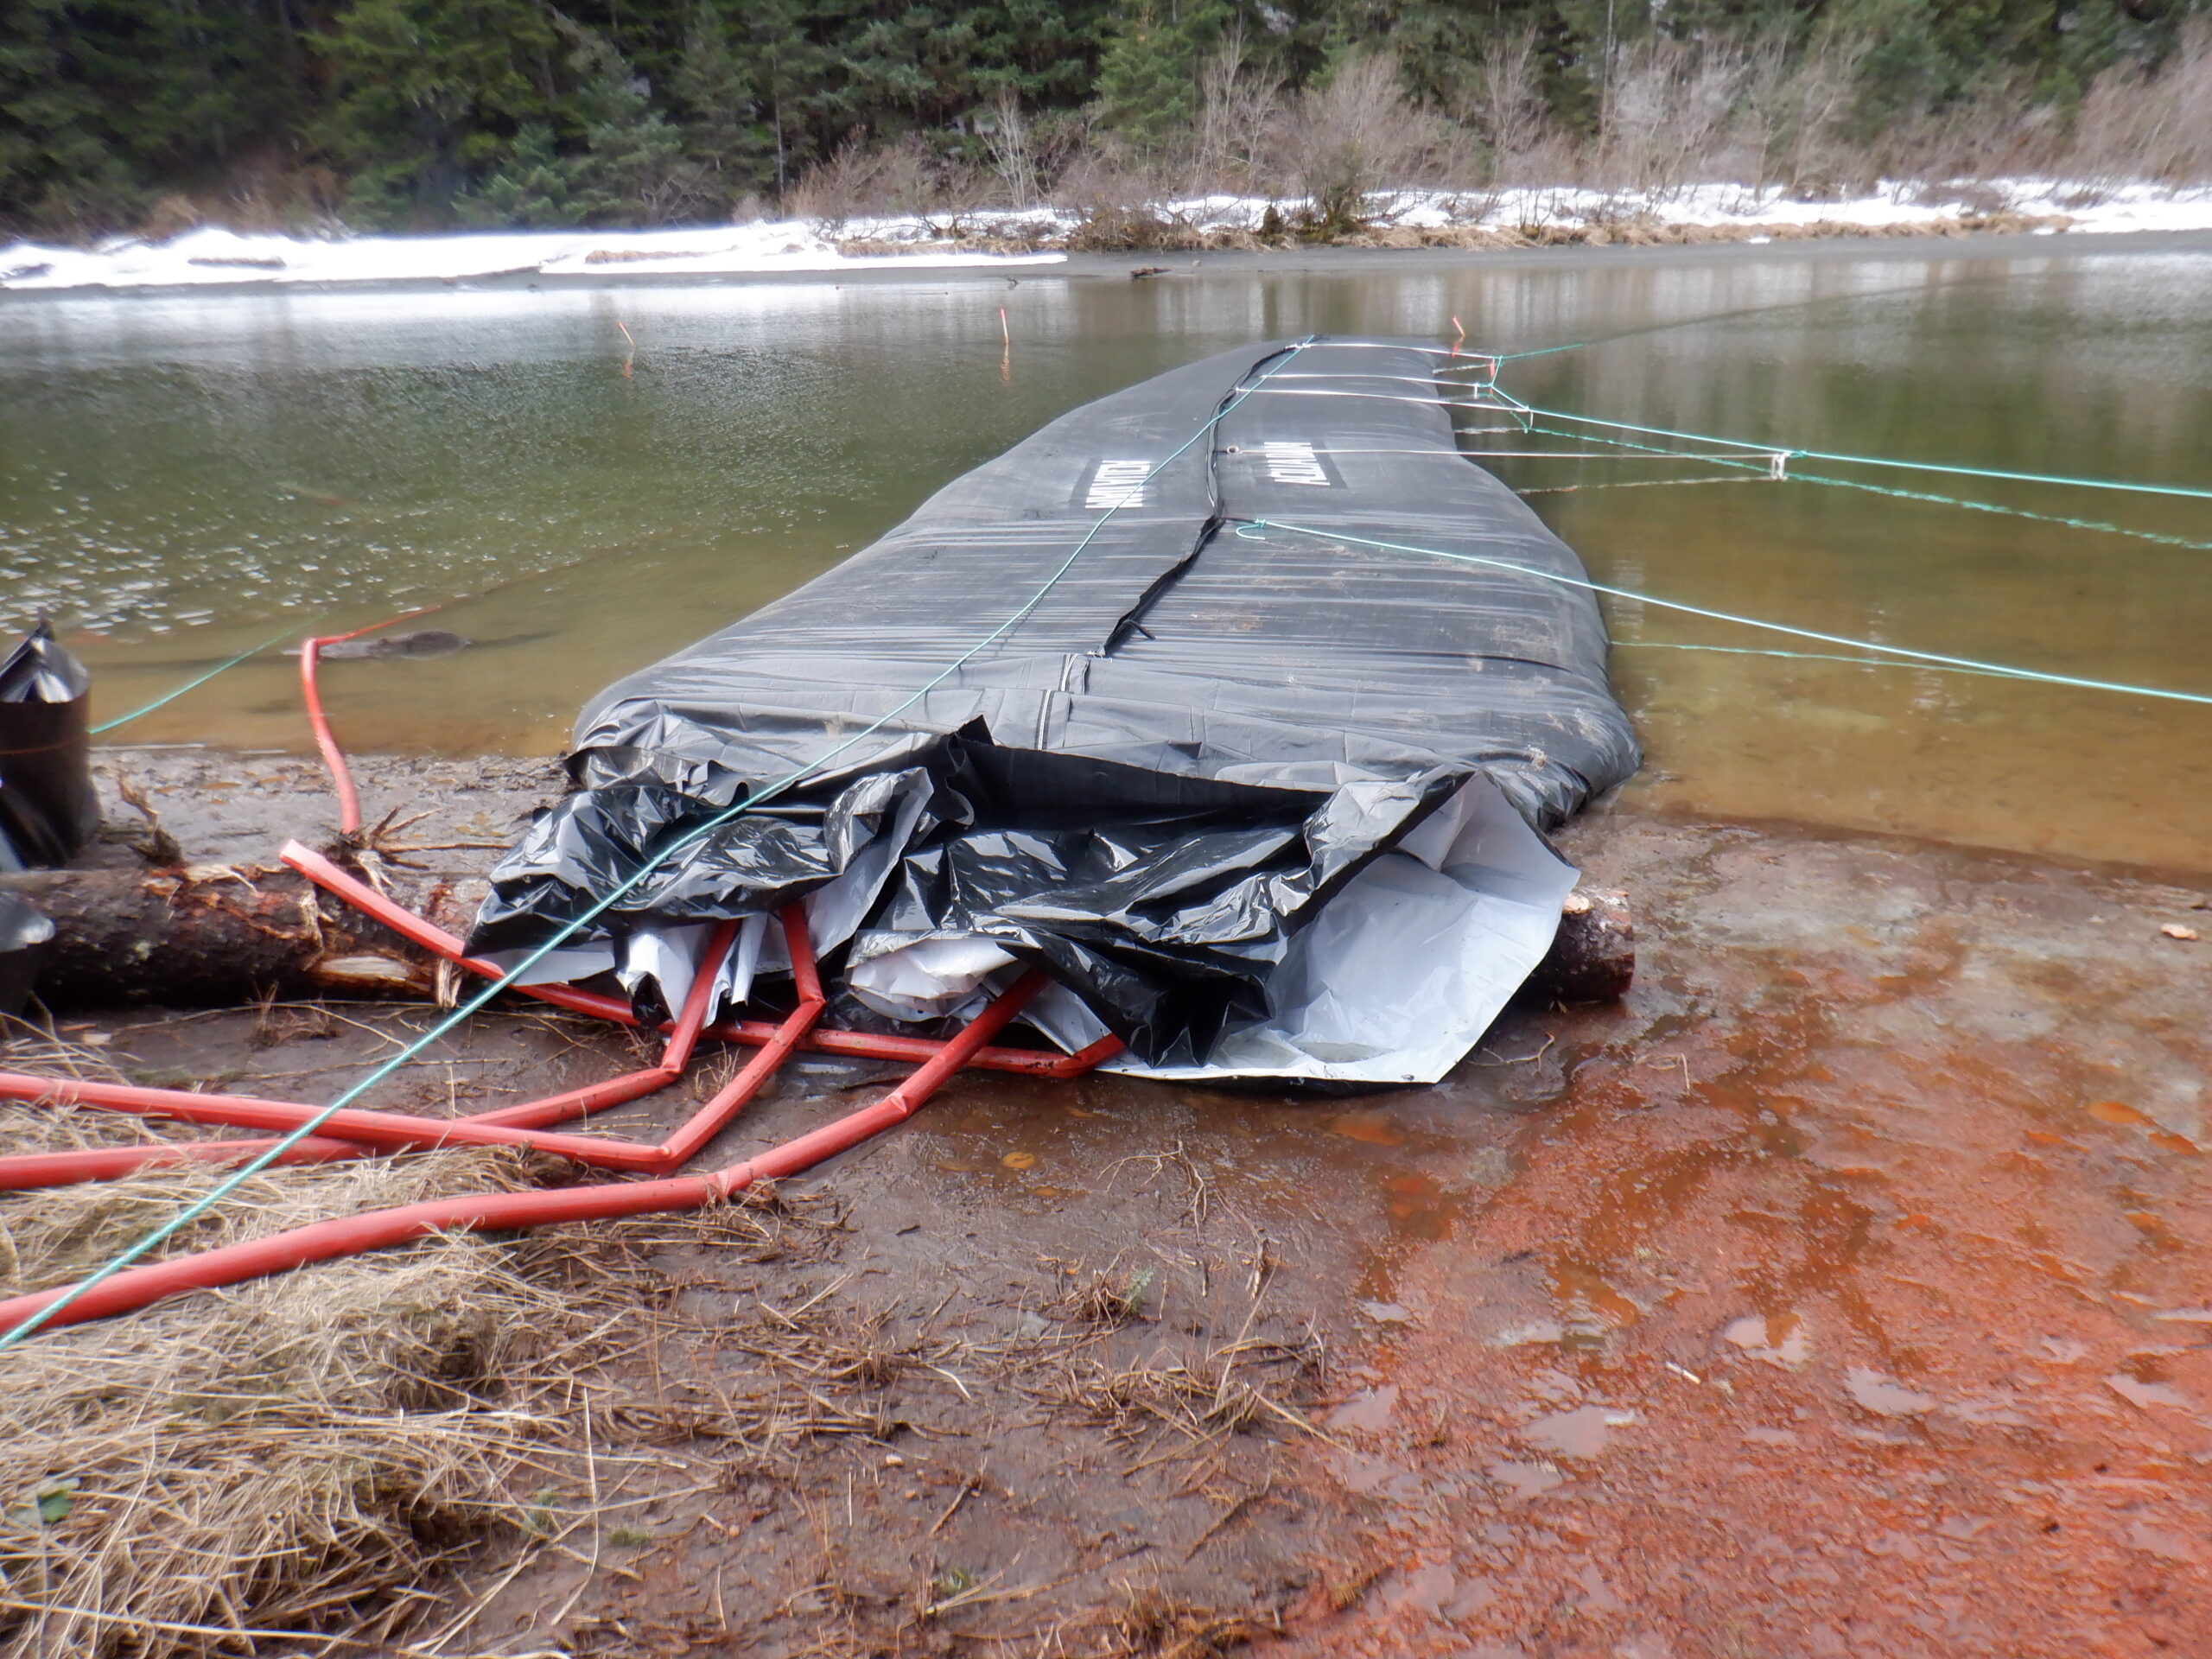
(1234, 518, 2212, 708)
(88, 617, 327, 736)
(1496, 416, 2212, 554)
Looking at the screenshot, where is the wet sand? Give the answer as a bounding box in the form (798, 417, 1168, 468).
(23, 750, 2212, 1654)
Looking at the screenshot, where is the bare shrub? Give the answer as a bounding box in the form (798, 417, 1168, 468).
(1058, 132, 1193, 246)
(1871, 72, 2052, 184)
(1274, 52, 1463, 235)
(1464, 23, 1551, 179)
(2069, 19, 2212, 185)
(1598, 37, 1762, 196)
(1758, 27, 1875, 196)
(981, 90, 1042, 208)
(1064, 199, 1204, 251)
(1189, 29, 1286, 194)
(740, 16, 2211, 239)
(788, 134, 934, 231)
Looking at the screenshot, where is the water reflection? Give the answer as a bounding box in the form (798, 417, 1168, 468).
(2, 247, 2206, 867)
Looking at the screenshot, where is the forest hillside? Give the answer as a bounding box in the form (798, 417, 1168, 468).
(4, 0, 2209, 241)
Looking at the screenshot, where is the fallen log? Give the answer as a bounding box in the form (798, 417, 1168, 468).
(0, 865, 1633, 1014)
(1533, 887, 1636, 1002)
(0, 863, 434, 1009)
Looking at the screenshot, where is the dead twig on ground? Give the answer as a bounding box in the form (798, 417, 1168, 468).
(1183, 1482, 1270, 1560)
(1100, 1141, 1214, 1228)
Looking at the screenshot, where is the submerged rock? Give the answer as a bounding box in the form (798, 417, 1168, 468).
(314, 630, 471, 661)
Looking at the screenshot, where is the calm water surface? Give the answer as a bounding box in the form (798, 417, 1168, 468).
(3, 250, 2209, 870)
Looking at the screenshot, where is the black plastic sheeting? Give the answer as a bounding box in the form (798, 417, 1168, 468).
(473, 338, 1639, 1066)
(0, 893, 54, 1016)
(0, 621, 99, 874)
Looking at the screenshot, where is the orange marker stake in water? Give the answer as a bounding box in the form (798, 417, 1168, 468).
(1000, 307, 1012, 384)
(617, 320, 637, 378)
(1450, 315, 1465, 358)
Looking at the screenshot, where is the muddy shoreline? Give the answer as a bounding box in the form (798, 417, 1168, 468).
(8, 748, 2209, 1656)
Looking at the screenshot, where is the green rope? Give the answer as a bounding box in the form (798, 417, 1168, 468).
(1239, 518, 2212, 707)
(1614, 641, 2033, 683)
(1515, 475, 1772, 497)
(1510, 419, 2212, 553)
(0, 340, 1317, 1351)
(1520, 403, 2212, 502)
(87, 618, 322, 736)
(1787, 467, 2212, 551)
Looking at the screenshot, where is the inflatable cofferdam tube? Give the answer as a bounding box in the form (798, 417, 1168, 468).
(469, 338, 1640, 1084)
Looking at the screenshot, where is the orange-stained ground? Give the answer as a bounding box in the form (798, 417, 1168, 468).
(1276, 813, 2211, 1659)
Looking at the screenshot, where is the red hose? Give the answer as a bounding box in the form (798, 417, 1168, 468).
(0, 1136, 374, 1187)
(0, 1176, 724, 1329)
(0, 601, 1113, 1323)
(4, 828, 1119, 1192)
(0, 975, 1044, 1332)
(0, 917, 740, 1192)
(297, 609, 456, 836)
(279, 842, 1122, 1077)
(0, 915, 822, 1181)
(296, 633, 358, 835)
(0, 1056, 717, 1192)
(2, 1066, 702, 1169)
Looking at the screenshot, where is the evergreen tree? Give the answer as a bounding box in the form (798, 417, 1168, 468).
(556, 14, 706, 222)
(464, 120, 585, 223)
(3, 0, 299, 234)
(1, 0, 135, 231)
(734, 0, 832, 197)
(319, 0, 563, 226)
(674, 2, 774, 204)
(1095, 1, 1232, 152)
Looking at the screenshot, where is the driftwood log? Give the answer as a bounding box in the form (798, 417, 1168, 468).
(0, 866, 1633, 1014)
(0, 863, 435, 1009)
(1533, 887, 1636, 1002)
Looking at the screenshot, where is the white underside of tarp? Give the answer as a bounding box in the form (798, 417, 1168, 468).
(842, 773, 1577, 1084)
(485, 772, 1573, 1085)
(1124, 772, 1573, 1082)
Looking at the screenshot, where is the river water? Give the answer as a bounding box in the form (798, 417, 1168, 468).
(3, 246, 2208, 870)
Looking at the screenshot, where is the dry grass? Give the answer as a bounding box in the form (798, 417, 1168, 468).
(0, 1141, 575, 1656)
(1061, 1264, 1157, 1329)
(0, 1017, 130, 1090)
(1111, 1586, 1273, 1657)
(1051, 1338, 1321, 1446)
(1039, 1245, 1325, 1448)
(0, 1074, 855, 1658)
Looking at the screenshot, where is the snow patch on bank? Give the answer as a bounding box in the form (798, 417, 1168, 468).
(0, 220, 1066, 292)
(918, 178, 2211, 240)
(1397, 178, 2212, 237)
(4, 178, 2209, 293)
